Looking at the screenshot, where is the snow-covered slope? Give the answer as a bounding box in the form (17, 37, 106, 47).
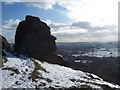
(1, 50, 120, 90)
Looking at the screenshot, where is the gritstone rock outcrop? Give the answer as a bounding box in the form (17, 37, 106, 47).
(14, 15, 68, 66)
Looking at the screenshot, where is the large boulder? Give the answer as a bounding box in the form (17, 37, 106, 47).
(14, 15, 68, 66)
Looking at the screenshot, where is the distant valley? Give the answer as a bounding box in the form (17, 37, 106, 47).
(56, 42, 120, 85)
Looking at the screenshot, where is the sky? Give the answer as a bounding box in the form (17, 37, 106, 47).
(1, 0, 119, 42)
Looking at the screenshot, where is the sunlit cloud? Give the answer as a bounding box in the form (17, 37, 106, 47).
(3, 0, 59, 10)
(52, 27, 88, 35)
(25, 1, 57, 10)
(45, 20, 118, 42)
(72, 21, 117, 31)
(2, 19, 20, 31)
(58, 0, 118, 26)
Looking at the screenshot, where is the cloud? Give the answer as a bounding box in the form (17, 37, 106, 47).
(72, 21, 117, 31)
(25, 1, 57, 10)
(2, 19, 20, 42)
(2, 0, 21, 4)
(45, 20, 118, 42)
(45, 20, 68, 30)
(60, 0, 119, 26)
(52, 27, 88, 35)
(45, 20, 88, 35)
(72, 22, 91, 29)
(3, 0, 59, 10)
(34, 0, 117, 26)
(2, 19, 20, 31)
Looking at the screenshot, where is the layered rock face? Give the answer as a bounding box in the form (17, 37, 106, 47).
(14, 15, 67, 66)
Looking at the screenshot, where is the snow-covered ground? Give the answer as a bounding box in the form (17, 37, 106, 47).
(1, 50, 120, 89)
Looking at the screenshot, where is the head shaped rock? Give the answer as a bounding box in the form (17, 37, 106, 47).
(14, 15, 57, 60)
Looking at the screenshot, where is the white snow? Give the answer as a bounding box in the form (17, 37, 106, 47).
(37, 60, 86, 88)
(1, 51, 120, 89)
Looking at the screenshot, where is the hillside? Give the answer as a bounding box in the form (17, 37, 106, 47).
(1, 50, 120, 90)
(57, 42, 120, 85)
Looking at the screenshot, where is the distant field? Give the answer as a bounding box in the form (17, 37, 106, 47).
(56, 42, 120, 85)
